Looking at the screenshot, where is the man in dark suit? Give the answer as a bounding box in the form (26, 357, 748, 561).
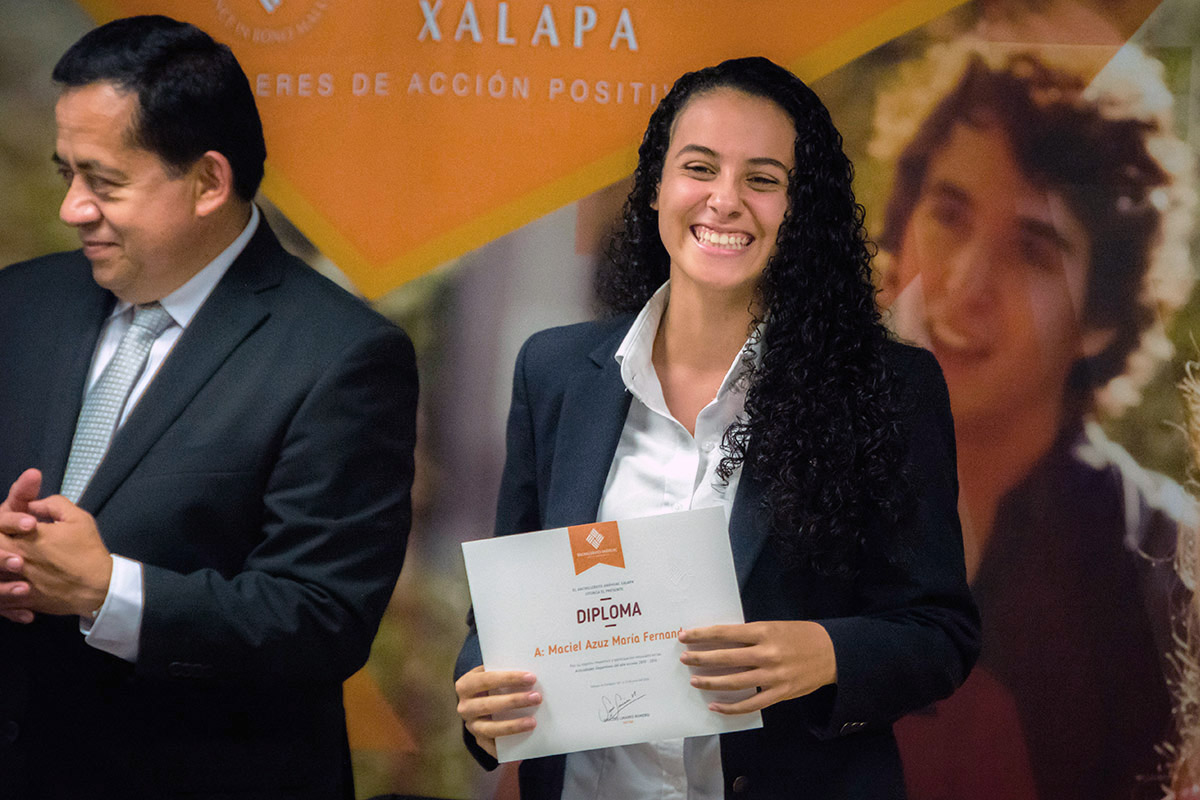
(0, 15, 416, 799)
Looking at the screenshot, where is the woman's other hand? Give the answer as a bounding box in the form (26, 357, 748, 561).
(454, 666, 542, 758)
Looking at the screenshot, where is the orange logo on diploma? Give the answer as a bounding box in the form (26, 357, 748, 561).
(568, 520, 624, 575)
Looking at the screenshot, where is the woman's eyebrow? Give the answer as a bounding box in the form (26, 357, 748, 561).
(674, 144, 788, 171)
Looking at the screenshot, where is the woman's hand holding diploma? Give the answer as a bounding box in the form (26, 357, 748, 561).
(680, 621, 837, 714)
(455, 666, 542, 758)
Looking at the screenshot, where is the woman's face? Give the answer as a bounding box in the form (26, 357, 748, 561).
(891, 121, 1108, 431)
(654, 88, 794, 307)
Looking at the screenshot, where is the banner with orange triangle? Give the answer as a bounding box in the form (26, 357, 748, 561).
(75, 0, 969, 297)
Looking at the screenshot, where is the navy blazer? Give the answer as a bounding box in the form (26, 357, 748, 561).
(0, 221, 417, 799)
(457, 316, 979, 799)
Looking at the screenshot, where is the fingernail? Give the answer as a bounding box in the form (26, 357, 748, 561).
(11, 584, 28, 596)
(528, 692, 542, 703)
(19, 516, 34, 531)
(690, 677, 699, 687)
(5, 557, 19, 570)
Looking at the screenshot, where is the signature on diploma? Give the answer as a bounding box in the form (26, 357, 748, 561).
(598, 691, 645, 722)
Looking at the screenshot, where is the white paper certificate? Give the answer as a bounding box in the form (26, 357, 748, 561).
(462, 506, 763, 762)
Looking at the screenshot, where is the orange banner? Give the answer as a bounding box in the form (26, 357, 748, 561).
(76, 0, 965, 297)
(568, 520, 624, 575)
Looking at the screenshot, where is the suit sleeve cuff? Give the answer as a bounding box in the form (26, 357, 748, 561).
(79, 554, 144, 663)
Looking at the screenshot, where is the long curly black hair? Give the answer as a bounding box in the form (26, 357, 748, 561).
(596, 57, 911, 577)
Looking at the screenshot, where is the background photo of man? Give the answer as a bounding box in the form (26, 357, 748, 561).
(867, 40, 1196, 800)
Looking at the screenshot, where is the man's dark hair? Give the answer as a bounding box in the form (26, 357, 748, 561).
(53, 14, 266, 201)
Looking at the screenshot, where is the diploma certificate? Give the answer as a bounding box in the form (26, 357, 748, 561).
(462, 506, 763, 762)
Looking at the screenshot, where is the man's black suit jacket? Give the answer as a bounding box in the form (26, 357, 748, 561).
(456, 317, 979, 799)
(0, 221, 417, 799)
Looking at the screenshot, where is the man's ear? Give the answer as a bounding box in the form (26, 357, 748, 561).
(191, 150, 236, 217)
(1079, 327, 1117, 360)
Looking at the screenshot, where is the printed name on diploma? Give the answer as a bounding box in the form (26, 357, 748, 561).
(535, 627, 683, 658)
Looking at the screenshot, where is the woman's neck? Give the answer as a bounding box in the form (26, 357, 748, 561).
(651, 283, 756, 435)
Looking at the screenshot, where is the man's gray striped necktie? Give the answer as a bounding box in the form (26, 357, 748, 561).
(60, 302, 173, 503)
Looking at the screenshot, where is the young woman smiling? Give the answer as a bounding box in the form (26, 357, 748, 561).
(456, 57, 978, 799)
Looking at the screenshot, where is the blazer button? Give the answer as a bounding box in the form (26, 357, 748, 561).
(1, 720, 18, 745)
(731, 775, 750, 793)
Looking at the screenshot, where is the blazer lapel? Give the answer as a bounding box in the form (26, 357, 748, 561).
(78, 223, 283, 513)
(38, 266, 114, 494)
(543, 323, 633, 528)
(729, 465, 770, 591)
